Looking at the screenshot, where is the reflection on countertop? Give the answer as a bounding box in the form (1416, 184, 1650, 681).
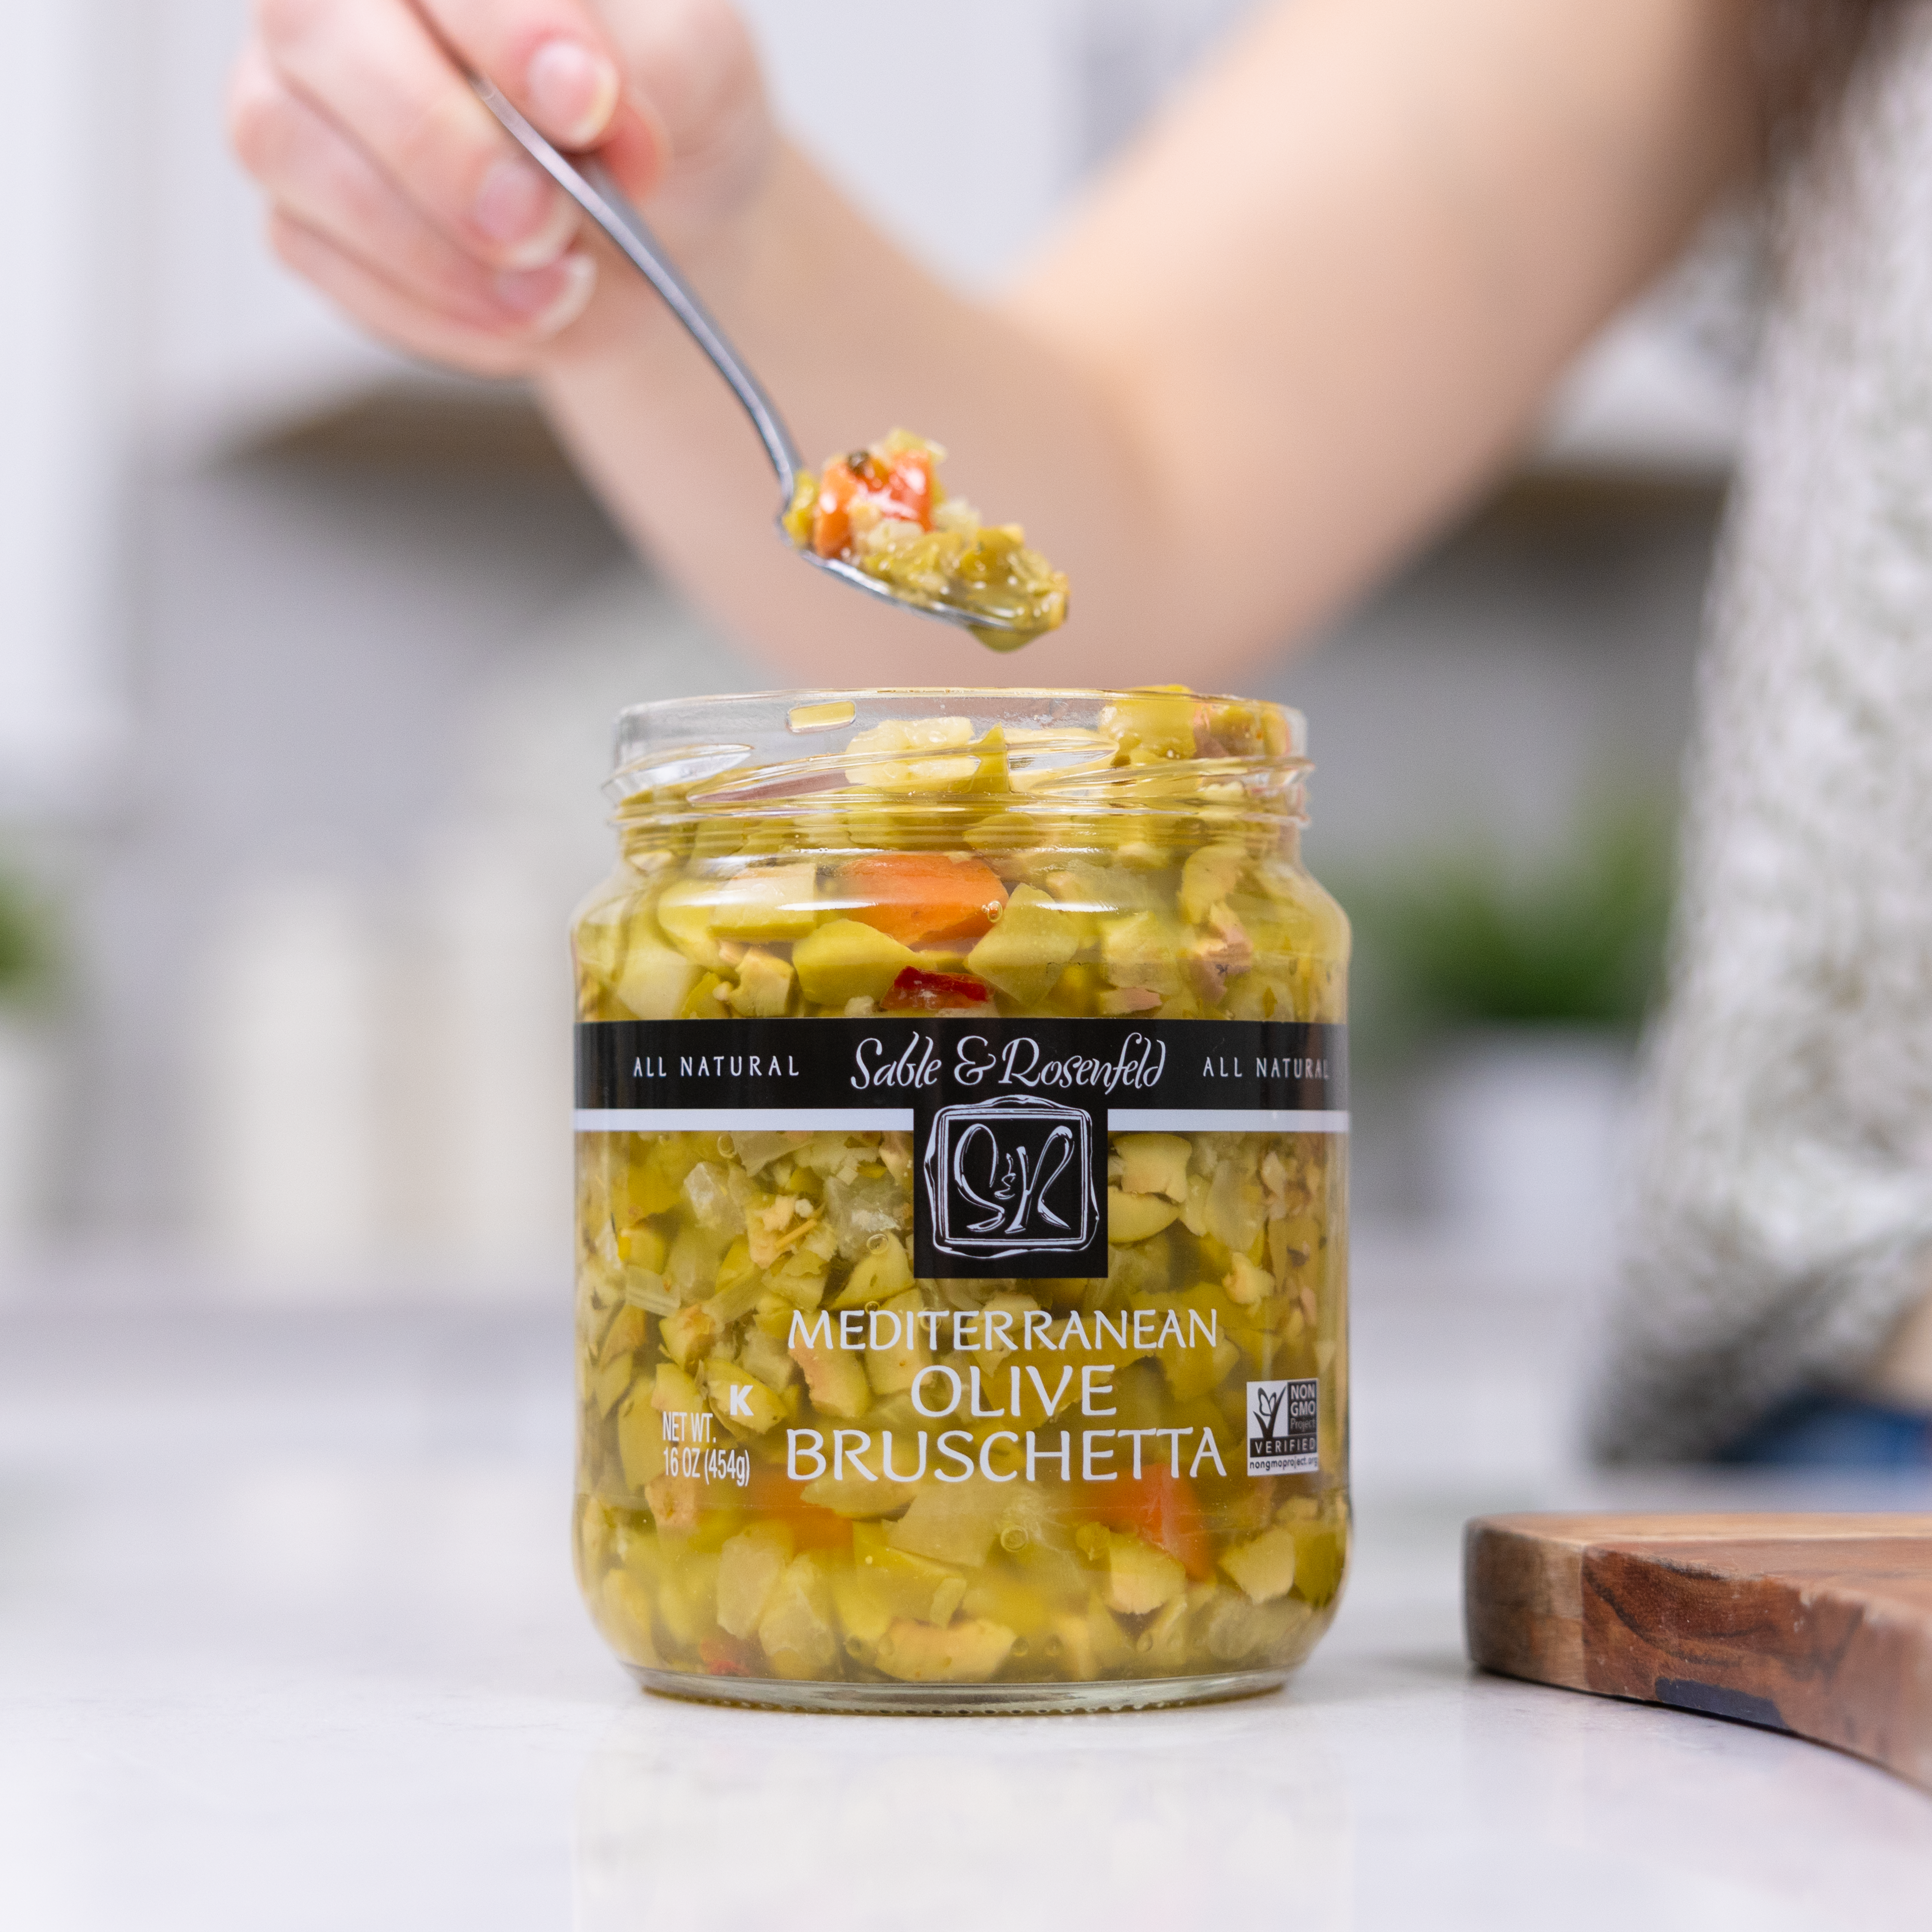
(3, 1238, 1931, 1932)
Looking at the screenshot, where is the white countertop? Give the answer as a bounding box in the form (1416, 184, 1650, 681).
(5, 1256, 1932, 1930)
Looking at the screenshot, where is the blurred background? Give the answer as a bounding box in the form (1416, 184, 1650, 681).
(1, 0, 1753, 1458)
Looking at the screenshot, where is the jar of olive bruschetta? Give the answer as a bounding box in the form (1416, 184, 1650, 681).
(571, 688, 1349, 1711)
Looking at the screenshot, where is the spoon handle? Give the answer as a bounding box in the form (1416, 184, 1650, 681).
(472, 78, 804, 499)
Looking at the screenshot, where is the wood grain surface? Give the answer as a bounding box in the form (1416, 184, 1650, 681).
(1464, 1513, 1932, 1791)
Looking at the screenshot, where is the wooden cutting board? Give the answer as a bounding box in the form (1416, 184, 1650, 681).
(1464, 1513, 1932, 1791)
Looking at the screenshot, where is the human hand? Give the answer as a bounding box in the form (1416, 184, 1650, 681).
(230, 0, 775, 376)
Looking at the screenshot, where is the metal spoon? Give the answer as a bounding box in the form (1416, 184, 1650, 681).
(472, 78, 1029, 643)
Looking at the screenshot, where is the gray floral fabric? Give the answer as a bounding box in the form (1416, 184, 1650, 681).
(1591, 2, 1932, 1460)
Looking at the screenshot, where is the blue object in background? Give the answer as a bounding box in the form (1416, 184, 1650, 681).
(1718, 1392, 1932, 1468)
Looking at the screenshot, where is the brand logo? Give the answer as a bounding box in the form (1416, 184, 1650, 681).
(921, 1095, 1097, 1262)
(1246, 1378, 1319, 1476)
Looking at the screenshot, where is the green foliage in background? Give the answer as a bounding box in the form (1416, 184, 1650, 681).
(0, 864, 59, 1009)
(1334, 797, 1676, 1056)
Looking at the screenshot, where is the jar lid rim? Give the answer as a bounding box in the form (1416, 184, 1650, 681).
(609, 687, 1307, 802)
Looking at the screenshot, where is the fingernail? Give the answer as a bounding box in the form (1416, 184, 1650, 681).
(496, 251, 597, 336)
(473, 156, 576, 267)
(526, 39, 620, 148)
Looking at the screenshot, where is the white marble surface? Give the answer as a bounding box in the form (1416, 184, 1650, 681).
(5, 1269, 1932, 1931)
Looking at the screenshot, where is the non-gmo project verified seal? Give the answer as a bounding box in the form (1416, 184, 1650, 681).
(1246, 1378, 1319, 1476)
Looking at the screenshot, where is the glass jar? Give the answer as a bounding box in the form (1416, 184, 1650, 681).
(570, 688, 1349, 1711)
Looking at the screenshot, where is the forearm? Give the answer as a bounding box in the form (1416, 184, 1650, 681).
(536, 144, 1151, 686)
(1009, 0, 1763, 670)
(538, 0, 1762, 688)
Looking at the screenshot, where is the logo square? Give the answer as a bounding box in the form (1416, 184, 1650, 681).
(921, 1094, 1096, 1264)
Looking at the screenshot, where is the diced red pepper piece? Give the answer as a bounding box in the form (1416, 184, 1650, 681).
(699, 1634, 754, 1677)
(883, 967, 996, 1014)
(811, 446, 936, 558)
(875, 445, 934, 527)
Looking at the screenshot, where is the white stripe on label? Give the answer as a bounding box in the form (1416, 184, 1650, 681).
(1108, 1109, 1350, 1134)
(573, 1108, 916, 1133)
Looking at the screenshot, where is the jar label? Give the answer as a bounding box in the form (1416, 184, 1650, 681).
(576, 1018, 1345, 1280)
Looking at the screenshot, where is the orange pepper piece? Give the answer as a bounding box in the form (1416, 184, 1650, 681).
(1097, 1466, 1217, 1581)
(741, 1463, 854, 1554)
(811, 447, 936, 559)
(838, 853, 1009, 947)
(812, 459, 862, 558)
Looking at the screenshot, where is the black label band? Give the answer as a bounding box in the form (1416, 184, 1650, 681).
(575, 1018, 1346, 1280)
